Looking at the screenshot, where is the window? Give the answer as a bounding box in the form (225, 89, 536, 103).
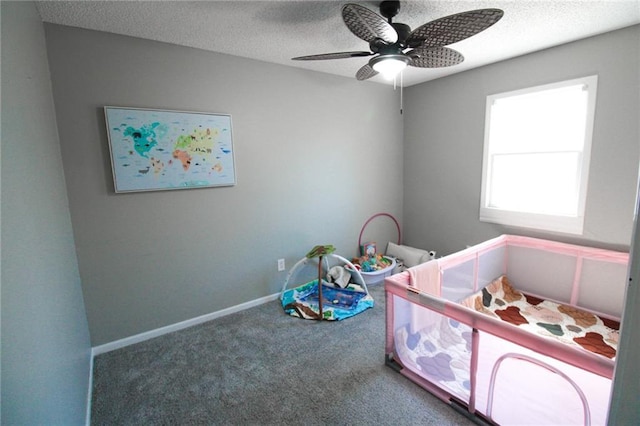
(480, 76, 598, 234)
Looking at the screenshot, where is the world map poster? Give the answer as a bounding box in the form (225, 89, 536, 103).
(105, 107, 236, 192)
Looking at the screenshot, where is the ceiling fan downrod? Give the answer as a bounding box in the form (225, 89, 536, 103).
(379, 1, 411, 47)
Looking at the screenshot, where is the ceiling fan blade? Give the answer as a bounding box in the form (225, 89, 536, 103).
(356, 63, 378, 81)
(342, 3, 398, 44)
(409, 47, 464, 68)
(407, 8, 503, 48)
(292, 51, 373, 61)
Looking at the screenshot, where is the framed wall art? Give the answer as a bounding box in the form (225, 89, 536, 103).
(104, 106, 236, 193)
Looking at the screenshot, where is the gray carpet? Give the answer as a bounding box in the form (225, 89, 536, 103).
(91, 284, 476, 425)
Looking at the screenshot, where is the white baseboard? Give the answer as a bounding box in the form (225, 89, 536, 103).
(91, 292, 280, 356)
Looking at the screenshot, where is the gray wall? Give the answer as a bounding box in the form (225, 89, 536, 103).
(403, 25, 640, 255)
(43, 24, 403, 346)
(403, 25, 640, 425)
(1, 2, 92, 424)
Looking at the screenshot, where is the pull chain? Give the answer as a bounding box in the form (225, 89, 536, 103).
(392, 73, 404, 115)
(400, 71, 404, 115)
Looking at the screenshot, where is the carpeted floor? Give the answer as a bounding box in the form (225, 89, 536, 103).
(91, 284, 476, 425)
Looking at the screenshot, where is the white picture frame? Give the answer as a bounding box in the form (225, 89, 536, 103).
(105, 106, 236, 193)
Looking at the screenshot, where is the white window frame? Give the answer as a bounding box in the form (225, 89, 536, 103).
(479, 75, 598, 235)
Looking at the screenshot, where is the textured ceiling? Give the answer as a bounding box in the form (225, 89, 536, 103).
(36, 0, 640, 86)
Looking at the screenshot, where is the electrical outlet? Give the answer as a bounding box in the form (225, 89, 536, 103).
(277, 258, 285, 271)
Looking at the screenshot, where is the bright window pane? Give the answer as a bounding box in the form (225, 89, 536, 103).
(488, 152, 581, 216)
(489, 85, 588, 153)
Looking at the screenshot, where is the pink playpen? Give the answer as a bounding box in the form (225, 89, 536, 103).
(384, 235, 629, 425)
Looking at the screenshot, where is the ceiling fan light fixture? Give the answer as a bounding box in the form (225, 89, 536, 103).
(371, 55, 409, 80)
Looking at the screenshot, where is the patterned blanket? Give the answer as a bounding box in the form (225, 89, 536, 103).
(395, 318, 472, 399)
(460, 275, 619, 359)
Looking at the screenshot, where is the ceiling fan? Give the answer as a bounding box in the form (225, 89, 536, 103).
(292, 1, 504, 81)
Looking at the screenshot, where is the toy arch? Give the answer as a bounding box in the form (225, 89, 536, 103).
(280, 253, 373, 321)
